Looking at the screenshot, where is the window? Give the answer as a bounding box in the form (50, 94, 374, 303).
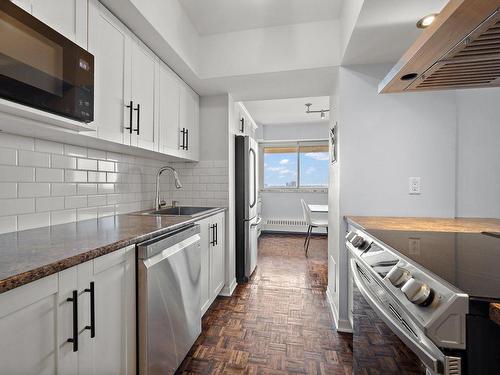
(263, 142, 328, 189)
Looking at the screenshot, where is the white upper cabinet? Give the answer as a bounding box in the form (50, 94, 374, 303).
(179, 85, 200, 161)
(158, 63, 181, 156)
(89, 1, 131, 145)
(14, 0, 89, 48)
(130, 39, 158, 151)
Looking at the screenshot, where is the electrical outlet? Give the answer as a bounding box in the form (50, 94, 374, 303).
(409, 238, 421, 255)
(409, 177, 421, 195)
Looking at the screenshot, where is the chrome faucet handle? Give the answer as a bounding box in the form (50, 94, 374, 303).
(159, 200, 167, 208)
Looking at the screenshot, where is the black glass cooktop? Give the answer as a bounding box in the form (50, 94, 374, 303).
(364, 229, 500, 300)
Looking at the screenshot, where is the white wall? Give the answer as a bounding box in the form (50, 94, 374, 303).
(200, 20, 340, 79)
(455, 88, 500, 218)
(329, 64, 458, 330)
(259, 121, 329, 141)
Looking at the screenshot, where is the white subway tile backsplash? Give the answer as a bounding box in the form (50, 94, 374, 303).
(18, 183, 50, 198)
(0, 183, 17, 198)
(98, 205, 115, 218)
(0, 147, 17, 165)
(18, 150, 50, 168)
(88, 195, 107, 207)
(0, 133, 34, 151)
(88, 171, 106, 183)
(51, 209, 76, 225)
(51, 155, 77, 169)
(77, 207, 98, 221)
(0, 216, 17, 234)
(98, 160, 115, 172)
(36, 197, 65, 212)
(65, 170, 88, 183)
(0, 198, 35, 216)
(36, 168, 64, 182)
(98, 183, 114, 194)
(77, 183, 98, 195)
(35, 139, 63, 155)
(64, 144, 87, 158)
(77, 158, 98, 171)
(52, 183, 77, 196)
(0, 134, 228, 235)
(0, 166, 34, 182)
(18, 212, 50, 231)
(65, 196, 87, 209)
(87, 149, 106, 160)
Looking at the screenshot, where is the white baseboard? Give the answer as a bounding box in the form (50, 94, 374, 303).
(219, 278, 237, 297)
(326, 287, 352, 333)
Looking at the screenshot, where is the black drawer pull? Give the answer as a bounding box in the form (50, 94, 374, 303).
(185, 129, 189, 150)
(214, 223, 218, 245)
(84, 282, 95, 338)
(67, 290, 78, 352)
(240, 118, 245, 133)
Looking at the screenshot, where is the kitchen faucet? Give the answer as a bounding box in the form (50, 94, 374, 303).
(155, 166, 182, 210)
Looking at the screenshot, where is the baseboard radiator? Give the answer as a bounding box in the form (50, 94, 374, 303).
(263, 218, 326, 234)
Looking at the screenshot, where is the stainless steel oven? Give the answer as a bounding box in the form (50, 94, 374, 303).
(0, 1, 94, 122)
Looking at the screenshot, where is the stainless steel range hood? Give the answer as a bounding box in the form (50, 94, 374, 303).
(379, 0, 500, 93)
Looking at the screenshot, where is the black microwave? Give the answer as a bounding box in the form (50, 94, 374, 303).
(0, 1, 94, 123)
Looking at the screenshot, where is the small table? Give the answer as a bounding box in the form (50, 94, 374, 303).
(308, 204, 328, 213)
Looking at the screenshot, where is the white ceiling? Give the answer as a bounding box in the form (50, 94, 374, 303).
(243, 96, 330, 126)
(342, 0, 448, 65)
(179, 0, 342, 35)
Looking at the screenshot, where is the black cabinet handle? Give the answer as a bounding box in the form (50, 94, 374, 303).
(210, 224, 215, 246)
(133, 104, 140, 135)
(215, 223, 218, 245)
(240, 118, 245, 133)
(67, 290, 78, 352)
(84, 282, 95, 338)
(125, 101, 133, 134)
(185, 129, 189, 150)
(180, 128, 186, 150)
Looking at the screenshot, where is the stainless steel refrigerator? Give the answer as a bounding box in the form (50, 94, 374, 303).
(235, 135, 260, 282)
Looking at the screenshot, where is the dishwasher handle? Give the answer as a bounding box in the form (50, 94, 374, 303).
(137, 224, 200, 259)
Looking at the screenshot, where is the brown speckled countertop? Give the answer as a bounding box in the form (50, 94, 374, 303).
(346, 216, 500, 233)
(0, 209, 225, 294)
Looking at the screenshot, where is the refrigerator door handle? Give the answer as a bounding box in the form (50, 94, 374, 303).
(249, 147, 257, 208)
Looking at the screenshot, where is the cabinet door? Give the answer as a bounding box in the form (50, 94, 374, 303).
(198, 217, 211, 315)
(158, 63, 181, 156)
(91, 245, 136, 375)
(210, 213, 225, 298)
(89, 1, 131, 145)
(31, 0, 88, 48)
(131, 39, 157, 151)
(179, 85, 199, 160)
(0, 275, 59, 375)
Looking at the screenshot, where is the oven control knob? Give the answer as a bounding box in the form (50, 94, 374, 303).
(401, 278, 434, 306)
(351, 235, 365, 248)
(346, 231, 356, 242)
(386, 266, 411, 287)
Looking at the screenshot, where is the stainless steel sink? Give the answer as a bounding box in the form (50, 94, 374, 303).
(133, 206, 218, 218)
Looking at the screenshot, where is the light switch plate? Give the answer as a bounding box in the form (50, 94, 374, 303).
(409, 177, 421, 195)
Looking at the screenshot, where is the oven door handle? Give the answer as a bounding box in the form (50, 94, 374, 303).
(350, 259, 445, 374)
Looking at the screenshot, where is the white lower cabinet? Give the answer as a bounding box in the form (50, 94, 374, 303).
(0, 245, 136, 375)
(197, 212, 225, 316)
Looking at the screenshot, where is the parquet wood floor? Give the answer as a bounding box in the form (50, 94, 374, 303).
(177, 234, 353, 375)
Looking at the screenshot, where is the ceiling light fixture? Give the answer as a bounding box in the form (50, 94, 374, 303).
(305, 103, 329, 119)
(416, 13, 437, 29)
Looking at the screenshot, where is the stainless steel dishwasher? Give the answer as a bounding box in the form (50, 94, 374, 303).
(137, 225, 201, 375)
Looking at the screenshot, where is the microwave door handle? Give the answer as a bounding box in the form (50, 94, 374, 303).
(350, 259, 444, 374)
